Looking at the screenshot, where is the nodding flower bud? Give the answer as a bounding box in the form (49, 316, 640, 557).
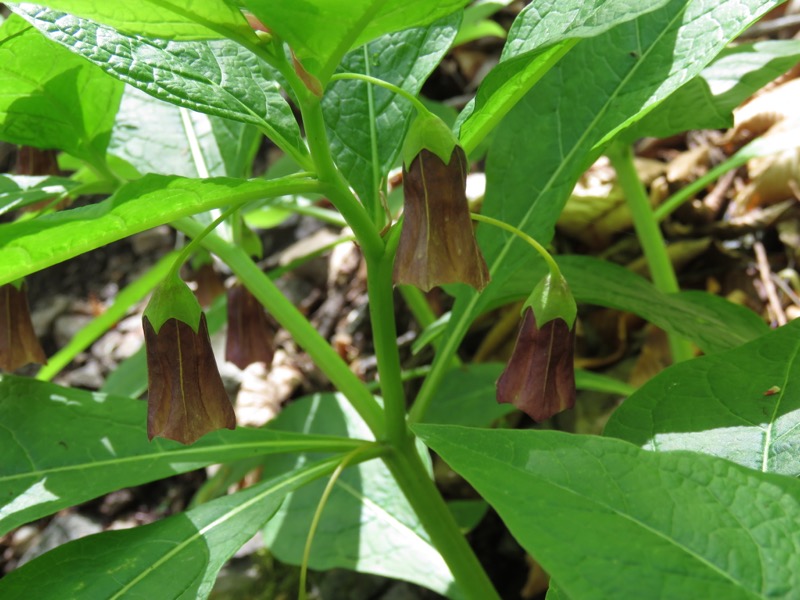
(496, 273, 577, 422)
(225, 282, 275, 370)
(393, 113, 489, 292)
(0, 280, 47, 372)
(143, 274, 235, 444)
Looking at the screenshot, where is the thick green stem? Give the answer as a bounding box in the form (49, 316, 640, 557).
(365, 245, 408, 445)
(385, 441, 500, 600)
(298, 93, 384, 259)
(173, 218, 385, 438)
(607, 142, 693, 363)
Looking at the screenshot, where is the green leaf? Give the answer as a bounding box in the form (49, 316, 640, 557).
(424, 363, 512, 427)
(434, 0, 780, 411)
(324, 14, 459, 220)
(262, 393, 459, 598)
(453, 0, 512, 47)
(0, 15, 122, 167)
(14, 6, 311, 169)
(0, 458, 340, 599)
(0, 174, 320, 286)
(423, 362, 634, 429)
(626, 39, 800, 139)
(244, 0, 470, 83)
(605, 319, 800, 476)
(499, 255, 767, 355)
(558, 257, 767, 354)
(109, 86, 261, 179)
(457, 0, 671, 153)
(415, 424, 800, 599)
(10, 0, 259, 41)
(0, 375, 365, 536)
(0, 174, 78, 216)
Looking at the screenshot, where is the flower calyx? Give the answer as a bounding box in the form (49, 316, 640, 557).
(0, 280, 47, 372)
(393, 113, 490, 292)
(142, 273, 235, 444)
(496, 273, 577, 422)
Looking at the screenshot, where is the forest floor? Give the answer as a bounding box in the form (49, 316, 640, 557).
(3, 3, 800, 599)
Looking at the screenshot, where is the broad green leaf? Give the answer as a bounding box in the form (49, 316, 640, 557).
(457, 0, 671, 153)
(452, 0, 512, 47)
(557, 256, 768, 354)
(545, 582, 571, 600)
(415, 424, 800, 599)
(0, 15, 122, 168)
(605, 319, 800, 476)
(11, 0, 258, 41)
(499, 255, 767, 354)
(425, 0, 779, 415)
(324, 14, 459, 221)
(14, 6, 312, 169)
(0, 174, 321, 286)
(626, 39, 800, 139)
(423, 363, 634, 428)
(424, 363, 512, 427)
(0, 375, 365, 536)
(0, 458, 342, 599)
(262, 393, 459, 598)
(109, 86, 260, 179)
(0, 174, 77, 216)
(243, 0, 470, 83)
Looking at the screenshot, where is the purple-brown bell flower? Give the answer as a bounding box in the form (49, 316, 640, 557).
(497, 273, 577, 422)
(225, 282, 275, 369)
(0, 280, 47, 371)
(143, 274, 235, 444)
(393, 113, 489, 292)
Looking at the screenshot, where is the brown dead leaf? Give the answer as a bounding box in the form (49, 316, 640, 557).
(724, 78, 800, 144)
(730, 120, 800, 215)
(558, 157, 665, 248)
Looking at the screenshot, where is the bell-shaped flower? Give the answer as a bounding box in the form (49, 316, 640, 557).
(143, 274, 235, 444)
(0, 280, 47, 371)
(497, 273, 577, 422)
(225, 282, 275, 369)
(393, 113, 489, 292)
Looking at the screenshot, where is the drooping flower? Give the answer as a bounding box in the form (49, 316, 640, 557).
(225, 282, 275, 370)
(393, 113, 489, 292)
(0, 280, 47, 371)
(143, 274, 235, 444)
(497, 273, 577, 422)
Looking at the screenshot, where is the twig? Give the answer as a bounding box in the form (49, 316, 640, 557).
(754, 241, 786, 326)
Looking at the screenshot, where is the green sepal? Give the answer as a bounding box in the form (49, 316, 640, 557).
(143, 271, 203, 333)
(522, 273, 577, 330)
(402, 111, 460, 166)
(9, 278, 25, 291)
(241, 223, 263, 260)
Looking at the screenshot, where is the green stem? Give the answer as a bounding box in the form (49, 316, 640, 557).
(329, 73, 429, 115)
(651, 127, 800, 221)
(365, 223, 408, 445)
(606, 142, 693, 363)
(469, 212, 561, 279)
(168, 205, 241, 279)
(299, 94, 385, 259)
(173, 218, 386, 438)
(398, 285, 437, 329)
(385, 442, 500, 600)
